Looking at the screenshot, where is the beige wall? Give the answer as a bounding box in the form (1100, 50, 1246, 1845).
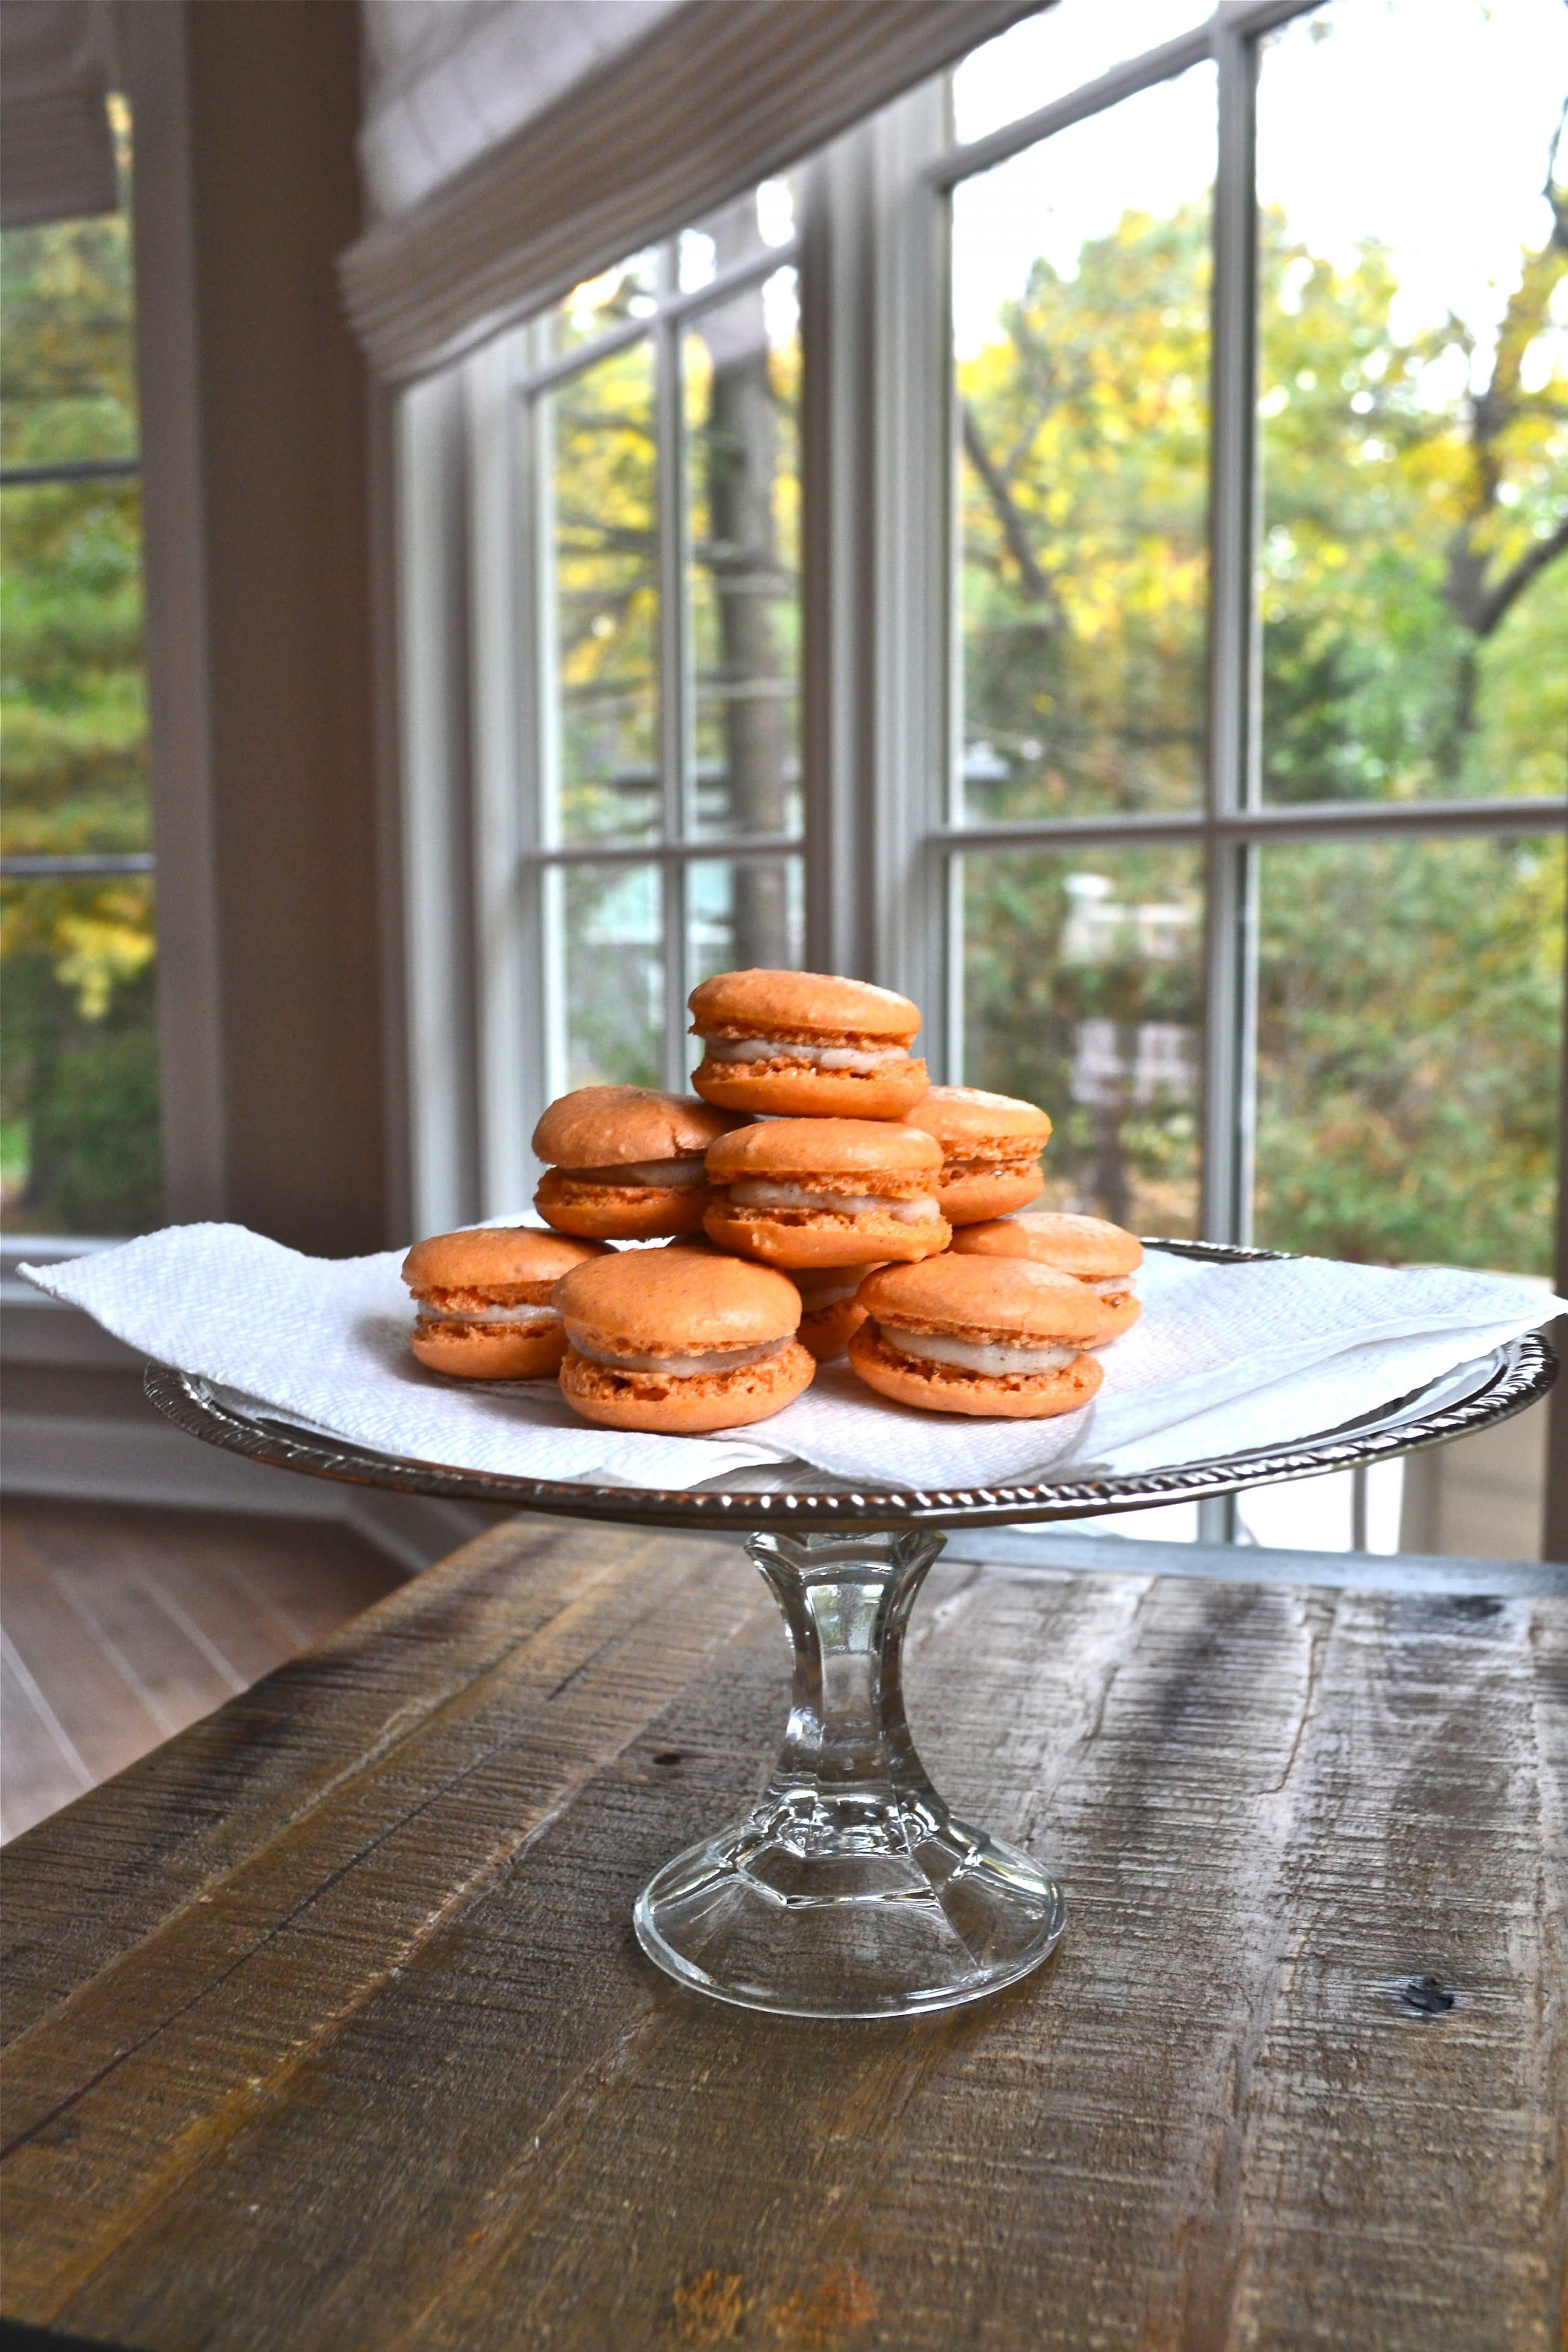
(180, 0, 389, 1256)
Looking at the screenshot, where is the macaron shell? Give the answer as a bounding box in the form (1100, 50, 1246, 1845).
(535, 1169, 711, 1241)
(554, 1245, 801, 1354)
(688, 968, 919, 1039)
(692, 1059, 930, 1121)
(904, 1085, 1053, 1148)
(847, 1323, 1103, 1419)
(950, 1210, 1144, 1280)
(402, 1226, 608, 1291)
(410, 1321, 567, 1381)
(707, 1117, 941, 1179)
(937, 1162, 1046, 1227)
(532, 1085, 740, 1169)
(796, 1295, 869, 1362)
(859, 1253, 1114, 1342)
(559, 1336, 815, 1433)
(704, 1200, 951, 1269)
(1088, 1291, 1142, 1343)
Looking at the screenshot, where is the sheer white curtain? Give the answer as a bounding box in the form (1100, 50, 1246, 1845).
(345, 0, 1050, 379)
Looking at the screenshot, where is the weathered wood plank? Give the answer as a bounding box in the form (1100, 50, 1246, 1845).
(0, 1517, 663, 2036)
(0, 1536, 773, 2318)
(1, 1521, 1561, 2352)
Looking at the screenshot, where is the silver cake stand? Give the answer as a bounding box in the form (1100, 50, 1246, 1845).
(145, 1241, 1556, 2022)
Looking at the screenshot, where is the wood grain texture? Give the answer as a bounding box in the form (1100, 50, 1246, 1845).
(0, 1501, 403, 1844)
(1, 1517, 1562, 2352)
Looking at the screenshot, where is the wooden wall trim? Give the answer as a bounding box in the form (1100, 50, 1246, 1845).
(121, 0, 228, 1226)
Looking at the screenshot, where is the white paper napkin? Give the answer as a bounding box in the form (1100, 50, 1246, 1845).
(23, 1223, 1561, 1496)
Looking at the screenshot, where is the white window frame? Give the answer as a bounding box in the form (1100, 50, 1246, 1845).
(400, 222, 809, 1231)
(815, 0, 1568, 1251)
(394, 0, 1568, 1308)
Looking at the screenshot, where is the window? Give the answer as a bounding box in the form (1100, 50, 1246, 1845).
(409, 0, 1565, 1332)
(418, 183, 804, 1218)
(0, 99, 160, 1238)
(937, 0, 1566, 1280)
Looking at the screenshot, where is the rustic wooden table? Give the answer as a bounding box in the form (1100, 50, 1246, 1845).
(2, 1517, 1563, 2352)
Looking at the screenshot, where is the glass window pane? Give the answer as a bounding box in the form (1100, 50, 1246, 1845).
(0, 118, 138, 467)
(953, 4, 1212, 147)
(546, 340, 660, 845)
(1257, 0, 1568, 804)
(546, 248, 662, 359)
(1, 874, 162, 1236)
(684, 267, 801, 840)
(1254, 835, 1564, 1272)
(686, 856, 805, 1068)
(1, 478, 150, 858)
(560, 862, 664, 1090)
(679, 178, 797, 293)
(955, 66, 1215, 823)
(960, 845, 1204, 1233)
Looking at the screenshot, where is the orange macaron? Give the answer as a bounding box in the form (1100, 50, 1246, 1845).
(533, 1085, 742, 1241)
(704, 1118, 950, 1268)
(846, 1254, 1111, 1419)
(688, 968, 929, 1119)
(903, 1086, 1052, 1225)
(951, 1210, 1144, 1339)
(402, 1226, 609, 1379)
(786, 1262, 887, 1360)
(554, 1247, 814, 1433)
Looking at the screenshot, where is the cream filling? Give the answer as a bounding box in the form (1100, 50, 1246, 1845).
(880, 1325, 1077, 1377)
(415, 1301, 559, 1330)
(728, 1178, 939, 1222)
(1087, 1274, 1136, 1298)
(700, 1035, 910, 1073)
(568, 1333, 789, 1379)
(558, 1155, 707, 1187)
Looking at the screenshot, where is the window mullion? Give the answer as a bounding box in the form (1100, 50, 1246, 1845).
(1200, 13, 1262, 1256)
(466, 328, 541, 1218)
(874, 83, 953, 1046)
(530, 363, 568, 1107)
(655, 265, 692, 1089)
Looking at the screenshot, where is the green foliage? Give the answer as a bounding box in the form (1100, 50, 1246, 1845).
(0, 199, 137, 466)
(1255, 837, 1563, 1272)
(551, 344, 661, 843)
(1, 193, 159, 1235)
(960, 205, 1211, 821)
(0, 883, 161, 1235)
(963, 848, 1202, 1234)
(958, 181, 1566, 1271)
(1255, 209, 1568, 802)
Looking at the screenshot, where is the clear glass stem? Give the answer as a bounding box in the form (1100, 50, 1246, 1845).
(748, 1530, 944, 1863)
(634, 1529, 1066, 2018)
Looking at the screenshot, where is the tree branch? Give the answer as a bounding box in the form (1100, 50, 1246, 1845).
(1546, 91, 1568, 253)
(960, 402, 1049, 605)
(1466, 510, 1568, 639)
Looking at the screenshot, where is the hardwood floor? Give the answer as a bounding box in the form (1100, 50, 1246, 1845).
(1, 1501, 404, 1844)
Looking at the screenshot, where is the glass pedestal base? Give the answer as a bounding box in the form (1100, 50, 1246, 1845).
(633, 1531, 1066, 2018)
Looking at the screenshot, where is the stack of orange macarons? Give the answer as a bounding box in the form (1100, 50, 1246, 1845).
(401, 967, 1144, 1433)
